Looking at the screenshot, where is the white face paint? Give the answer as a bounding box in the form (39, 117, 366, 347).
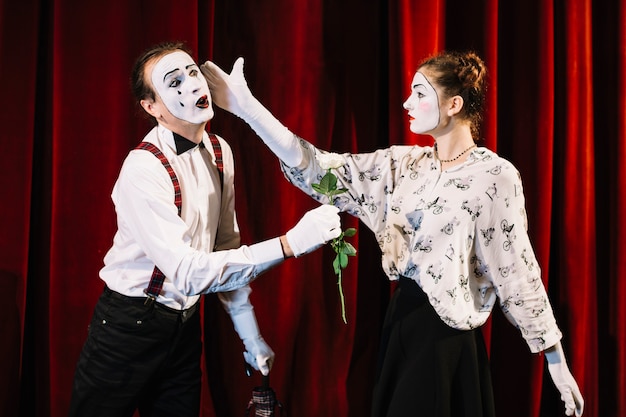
(402, 72, 440, 134)
(151, 51, 213, 124)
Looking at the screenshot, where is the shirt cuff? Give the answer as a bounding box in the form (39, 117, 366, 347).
(529, 328, 563, 353)
(249, 237, 285, 272)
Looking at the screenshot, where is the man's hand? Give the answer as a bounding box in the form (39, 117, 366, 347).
(285, 205, 341, 257)
(230, 308, 275, 376)
(243, 335, 274, 376)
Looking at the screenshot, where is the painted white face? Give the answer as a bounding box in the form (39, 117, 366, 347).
(402, 72, 440, 134)
(151, 51, 213, 124)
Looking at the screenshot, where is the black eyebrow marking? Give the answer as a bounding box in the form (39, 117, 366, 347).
(412, 74, 437, 94)
(163, 68, 180, 82)
(161, 63, 198, 82)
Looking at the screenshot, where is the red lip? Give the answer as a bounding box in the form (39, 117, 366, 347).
(196, 95, 209, 108)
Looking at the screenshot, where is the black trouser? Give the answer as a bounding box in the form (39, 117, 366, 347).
(68, 286, 202, 417)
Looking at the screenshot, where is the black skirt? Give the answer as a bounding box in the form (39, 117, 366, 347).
(372, 277, 496, 417)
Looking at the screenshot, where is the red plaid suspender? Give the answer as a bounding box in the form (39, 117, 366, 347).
(208, 133, 224, 189)
(134, 142, 180, 301)
(135, 135, 224, 302)
(136, 142, 183, 215)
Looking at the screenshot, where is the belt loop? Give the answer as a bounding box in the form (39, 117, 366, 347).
(143, 290, 156, 306)
(180, 302, 199, 323)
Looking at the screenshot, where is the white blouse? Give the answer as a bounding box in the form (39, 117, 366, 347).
(281, 139, 561, 353)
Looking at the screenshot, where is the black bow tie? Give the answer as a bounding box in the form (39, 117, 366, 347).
(173, 132, 202, 155)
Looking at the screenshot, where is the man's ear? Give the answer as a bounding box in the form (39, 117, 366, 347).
(140, 98, 159, 118)
(447, 95, 464, 116)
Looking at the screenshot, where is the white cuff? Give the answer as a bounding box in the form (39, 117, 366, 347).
(231, 308, 261, 341)
(248, 237, 285, 271)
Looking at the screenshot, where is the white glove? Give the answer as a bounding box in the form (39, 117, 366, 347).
(201, 58, 303, 166)
(545, 342, 584, 416)
(230, 309, 274, 376)
(201, 57, 253, 117)
(286, 205, 341, 257)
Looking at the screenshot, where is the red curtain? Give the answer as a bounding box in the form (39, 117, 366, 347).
(1, 1, 622, 416)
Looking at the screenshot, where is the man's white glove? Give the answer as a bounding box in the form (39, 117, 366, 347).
(230, 308, 274, 376)
(286, 205, 341, 257)
(545, 342, 584, 416)
(201, 58, 303, 166)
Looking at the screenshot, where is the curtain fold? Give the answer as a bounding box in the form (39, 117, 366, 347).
(0, 1, 622, 416)
(0, 1, 40, 416)
(560, 1, 599, 415)
(615, 2, 626, 416)
(388, 0, 446, 147)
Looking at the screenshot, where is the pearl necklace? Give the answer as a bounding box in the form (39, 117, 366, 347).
(435, 143, 476, 163)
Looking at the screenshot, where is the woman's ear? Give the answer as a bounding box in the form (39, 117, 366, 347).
(447, 95, 464, 117)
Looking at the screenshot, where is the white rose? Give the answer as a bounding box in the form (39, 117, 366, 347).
(316, 152, 346, 170)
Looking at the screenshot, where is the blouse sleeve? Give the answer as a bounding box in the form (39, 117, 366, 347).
(474, 161, 562, 353)
(280, 138, 406, 235)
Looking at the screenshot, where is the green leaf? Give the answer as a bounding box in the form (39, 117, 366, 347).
(328, 187, 348, 199)
(328, 189, 343, 197)
(317, 172, 337, 194)
(337, 242, 349, 254)
(339, 252, 349, 268)
(343, 242, 357, 256)
(343, 228, 357, 237)
(333, 256, 341, 275)
(326, 172, 338, 190)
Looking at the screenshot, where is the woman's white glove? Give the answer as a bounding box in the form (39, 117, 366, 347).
(286, 205, 341, 257)
(201, 57, 254, 118)
(201, 58, 303, 166)
(230, 309, 274, 376)
(545, 342, 584, 416)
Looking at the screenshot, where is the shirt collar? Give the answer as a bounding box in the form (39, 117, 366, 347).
(173, 132, 204, 155)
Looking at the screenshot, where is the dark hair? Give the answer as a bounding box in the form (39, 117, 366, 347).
(130, 41, 192, 102)
(419, 51, 487, 139)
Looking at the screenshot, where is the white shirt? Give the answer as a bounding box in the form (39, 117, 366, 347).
(282, 140, 561, 353)
(101, 124, 284, 310)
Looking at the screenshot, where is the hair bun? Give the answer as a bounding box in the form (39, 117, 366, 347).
(456, 51, 486, 90)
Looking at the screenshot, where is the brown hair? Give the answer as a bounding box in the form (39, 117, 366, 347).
(130, 41, 192, 102)
(419, 51, 487, 139)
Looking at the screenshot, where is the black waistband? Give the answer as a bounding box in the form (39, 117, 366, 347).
(385, 277, 430, 325)
(103, 285, 200, 321)
(398, 276, 429, 304)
